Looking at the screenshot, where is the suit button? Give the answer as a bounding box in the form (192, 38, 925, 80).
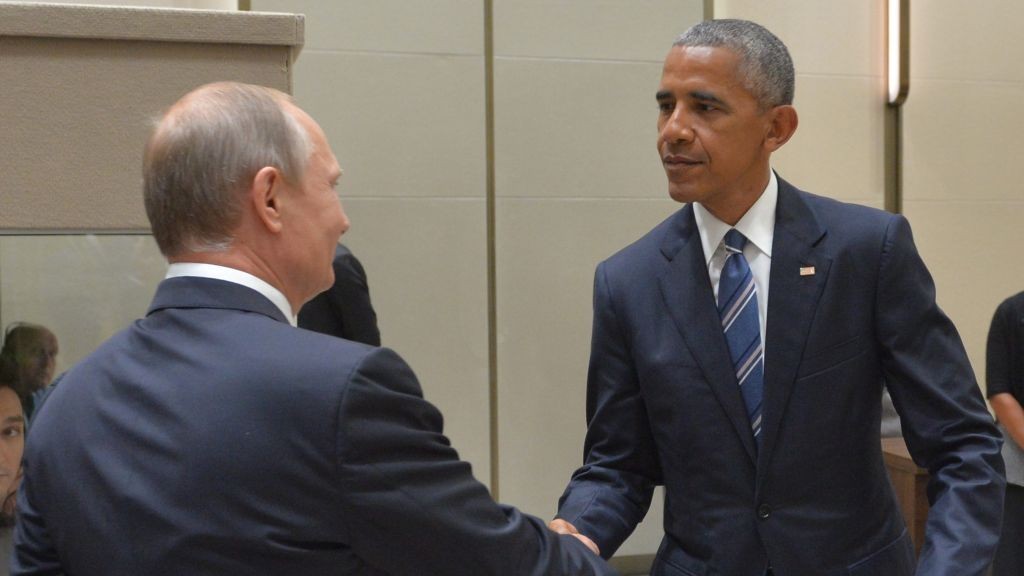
(757, 504, 771, 520)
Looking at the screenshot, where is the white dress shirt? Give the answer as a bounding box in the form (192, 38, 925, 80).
(692, 170, 777, 350)
(165, 262, 298, 327)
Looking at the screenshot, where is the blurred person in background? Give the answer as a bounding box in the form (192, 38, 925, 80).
(0, 324, 58, 420)
(298, 244, 381, 346)
(987, 290, 1024, 576)
(0, 355, 27, 571)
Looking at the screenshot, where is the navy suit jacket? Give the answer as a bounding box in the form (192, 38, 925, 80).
(557, 178, 1005, 576)
(299, 244, 381, 346)
(14, 277, 615, 576)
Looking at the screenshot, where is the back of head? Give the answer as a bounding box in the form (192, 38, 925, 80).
(143, 82, 313, 257)
(674, 19, 794, 110)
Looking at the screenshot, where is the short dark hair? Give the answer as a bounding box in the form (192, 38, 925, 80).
(674, 19, 795, 109)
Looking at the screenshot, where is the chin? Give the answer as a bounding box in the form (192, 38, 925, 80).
(667, 185, 699, 205)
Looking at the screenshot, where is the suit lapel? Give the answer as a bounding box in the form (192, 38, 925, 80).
(658, 205, 758, 463)
(758, 180, 831, 473)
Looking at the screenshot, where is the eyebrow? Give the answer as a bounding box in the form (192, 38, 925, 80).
(690, 90, 726, 107)
(3, 415, 24, 425)
(656, 89, 728, 108)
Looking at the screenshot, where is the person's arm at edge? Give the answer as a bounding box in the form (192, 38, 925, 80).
(986, 298, 1024, 449)
(990, 394, 1024, 450)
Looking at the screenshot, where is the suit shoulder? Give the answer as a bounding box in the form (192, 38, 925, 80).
(783, 185, 905, 254)
(797, 188, 896, 229)
(995, 291, 1024, 317)
(288, 325, 378, 370)
(602, 207, 687, 270)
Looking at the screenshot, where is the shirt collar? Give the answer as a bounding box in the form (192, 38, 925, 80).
(693, 170, 778, 265)
(165, 262, 297, 326)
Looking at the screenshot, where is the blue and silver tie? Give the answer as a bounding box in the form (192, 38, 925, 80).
(718, 229, 764, 447)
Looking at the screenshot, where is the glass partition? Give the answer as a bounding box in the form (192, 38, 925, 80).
(0, 235, 166, 376)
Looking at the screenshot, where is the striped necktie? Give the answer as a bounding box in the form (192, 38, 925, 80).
(718, 229, 764, 447)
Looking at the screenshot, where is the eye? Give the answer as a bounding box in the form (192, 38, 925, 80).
(1, 425, 23, 439)
(657, 101, 674, 113)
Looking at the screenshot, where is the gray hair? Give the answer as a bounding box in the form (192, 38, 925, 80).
(143, 82, 313, 256)
(674, 19, 794, 110)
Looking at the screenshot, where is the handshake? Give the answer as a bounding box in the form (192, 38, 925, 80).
(549, 518, 601, 556)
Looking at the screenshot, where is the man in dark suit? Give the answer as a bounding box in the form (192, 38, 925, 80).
(299, 243, 381, 346)
(13, 82, 614, 576)
(549, 20, 1004, 576)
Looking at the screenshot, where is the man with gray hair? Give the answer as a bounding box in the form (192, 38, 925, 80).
(13, 82, 615, 576)
(550, 19, 1004, 575)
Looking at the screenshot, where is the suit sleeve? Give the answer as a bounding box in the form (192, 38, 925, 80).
(332, 347, 618, 576)
(328, 252, 381, 346)
(875, 215, 1005, 576)
(556, 263, 661, 558)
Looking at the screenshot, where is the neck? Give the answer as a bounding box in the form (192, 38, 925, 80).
(168, 245, 298, 311)
(704, 168, 772, 225)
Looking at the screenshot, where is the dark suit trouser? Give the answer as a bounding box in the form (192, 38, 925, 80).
(992, 483, 1024, 576)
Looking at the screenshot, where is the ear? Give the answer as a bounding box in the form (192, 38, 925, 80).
(764, 105, 798, 152)
(250, 166, 285, 234)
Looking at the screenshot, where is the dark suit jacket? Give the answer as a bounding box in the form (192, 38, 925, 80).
(557, 177, 1004, 576)
(299, 245, 381, 346)
(14, 277, 615, 576)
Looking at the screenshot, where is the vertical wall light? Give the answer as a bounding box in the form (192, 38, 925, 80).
(884, 0, 909, 213)
(887, 0, 909, 105)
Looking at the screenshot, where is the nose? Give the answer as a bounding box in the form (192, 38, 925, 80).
(661, 108, 694, 145)
(338, 207, 351, 237)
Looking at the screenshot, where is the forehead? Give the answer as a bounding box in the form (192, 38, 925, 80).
(289, 105, 340, 176)
(659, 45, 747, 93)
(0, 387, 21, 417)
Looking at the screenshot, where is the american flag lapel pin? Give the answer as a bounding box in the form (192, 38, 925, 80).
(799, 266, 815, 276)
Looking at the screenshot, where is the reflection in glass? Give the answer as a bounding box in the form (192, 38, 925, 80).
(0, 235, 166, 376)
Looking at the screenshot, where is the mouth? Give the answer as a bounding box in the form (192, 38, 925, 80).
(662, 154, 703, 173)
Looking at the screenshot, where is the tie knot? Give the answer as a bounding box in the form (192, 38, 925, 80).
(724, 229, 747, 252)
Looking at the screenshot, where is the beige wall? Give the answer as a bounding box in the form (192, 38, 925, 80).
(902, 1, 1024, 387)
